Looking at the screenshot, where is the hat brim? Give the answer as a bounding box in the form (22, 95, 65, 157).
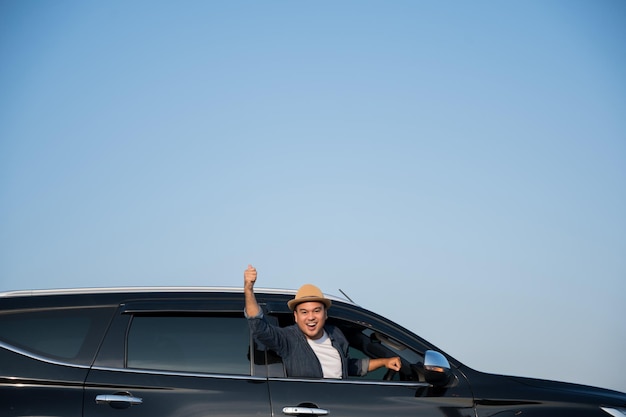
(287, 297, 332, 311)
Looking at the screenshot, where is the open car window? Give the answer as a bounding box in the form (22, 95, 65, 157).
(328, 318, 425, 382)
(268, 313, 425, 381)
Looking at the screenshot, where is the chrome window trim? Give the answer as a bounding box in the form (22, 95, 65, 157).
(0, 340, 90, 369)
(90, 365, 266, 381)
(268, 376, 429, 387)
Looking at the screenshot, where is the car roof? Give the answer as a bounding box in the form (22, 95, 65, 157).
(0, 286, 353, 304)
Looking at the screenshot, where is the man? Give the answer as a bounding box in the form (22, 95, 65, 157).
(244, 265, 401, 379)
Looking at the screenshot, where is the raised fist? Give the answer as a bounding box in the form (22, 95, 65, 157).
(244, 264, 257, 289)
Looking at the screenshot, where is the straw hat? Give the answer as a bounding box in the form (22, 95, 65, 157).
(287, 284, 332, 311)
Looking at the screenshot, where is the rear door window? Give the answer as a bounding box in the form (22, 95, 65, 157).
(126, 314, 251, 375)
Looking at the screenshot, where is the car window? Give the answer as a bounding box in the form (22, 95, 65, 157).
(335, 321, 424, 381)
(0, 306, 114, 365)
(269, 313, 424, 381)
(126, 314, 251, 375)
(347, 344, 387, 380)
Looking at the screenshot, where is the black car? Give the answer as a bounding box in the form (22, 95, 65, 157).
(1, 287, 624, 417)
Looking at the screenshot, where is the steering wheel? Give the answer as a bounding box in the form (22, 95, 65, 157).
(383, 369, 397, 381)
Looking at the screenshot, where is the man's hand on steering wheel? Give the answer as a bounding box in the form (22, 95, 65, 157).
(382, 357, 401, 380)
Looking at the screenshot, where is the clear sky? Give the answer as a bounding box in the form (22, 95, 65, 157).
(1, 0, 625, 393)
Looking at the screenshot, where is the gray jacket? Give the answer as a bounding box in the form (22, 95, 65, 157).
(247, 312, 369, 378)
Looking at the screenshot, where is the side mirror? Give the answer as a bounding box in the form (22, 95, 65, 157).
(423, 350, 452, 386)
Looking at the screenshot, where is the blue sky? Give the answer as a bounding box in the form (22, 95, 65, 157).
(1, 1, 625, 393)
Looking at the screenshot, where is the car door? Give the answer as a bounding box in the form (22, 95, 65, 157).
(84, 299, 271, 417)
(263, 304, 475, 417)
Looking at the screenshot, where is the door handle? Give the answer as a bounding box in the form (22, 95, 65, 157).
(96, 393, 143, 406)
(282, 406, 329, 415)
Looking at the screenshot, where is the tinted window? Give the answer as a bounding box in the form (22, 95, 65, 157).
(0, 307, 114, 364)
(127, 314, 251, 375)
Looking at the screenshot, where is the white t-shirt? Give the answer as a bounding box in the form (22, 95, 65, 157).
(307, 330, 342, 379)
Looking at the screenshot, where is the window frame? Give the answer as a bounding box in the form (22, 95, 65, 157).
(125, 312, 252, 376)
(92, 299, 258, 377)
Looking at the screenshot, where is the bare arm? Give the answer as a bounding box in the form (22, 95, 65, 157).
(367, 356, 401, 372)
(244, 265, 261, 317)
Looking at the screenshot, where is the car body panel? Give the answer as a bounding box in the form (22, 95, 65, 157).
(268, 377, 475, 417)
(84, 368, 271, 417)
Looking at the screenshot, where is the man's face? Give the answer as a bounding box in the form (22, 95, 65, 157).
(293, 301, 327, 340)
